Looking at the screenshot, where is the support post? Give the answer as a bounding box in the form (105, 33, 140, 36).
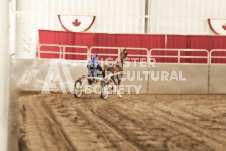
(0, 0, 9, 151)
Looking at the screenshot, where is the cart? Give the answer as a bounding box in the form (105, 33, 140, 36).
(74, 72, 121, 99)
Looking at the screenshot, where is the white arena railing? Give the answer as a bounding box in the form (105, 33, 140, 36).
(14, 43, 226, 65)
(89, 46, 119, 60)
(209, 49, 226, 64)
(60, 45, 89, 60)
(150, 48, 210, 64)
(36, 44, 89, 59)
(90, 46, 149, 61)
(125, 47, 149, 60)
(11, 43, 89, 60)
(12, 43, 150, 61)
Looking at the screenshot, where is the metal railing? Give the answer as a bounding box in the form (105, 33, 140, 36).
(150, 49, 210, 64)
(123, 47, 149, 60)
(90, 46, 149, 61)
(13, 43, 226, 65)
(61, 45, 89, 60)
(89, 47, 119, 60)
(11, 43, 89, 60)
(210, 49, 226, 64)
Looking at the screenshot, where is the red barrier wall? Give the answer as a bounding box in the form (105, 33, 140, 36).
(39, 30, 226, 63)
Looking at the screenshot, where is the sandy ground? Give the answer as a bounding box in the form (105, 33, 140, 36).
(13, 93, 226, 151)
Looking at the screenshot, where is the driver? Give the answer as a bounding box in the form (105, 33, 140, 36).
(87, 54, 103, 84)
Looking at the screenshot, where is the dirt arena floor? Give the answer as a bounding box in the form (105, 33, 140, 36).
(15, 93, 226, 151)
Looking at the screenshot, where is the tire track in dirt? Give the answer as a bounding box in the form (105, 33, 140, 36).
(40, 99, 78, 151)
(132, 102, 225, 151)
(111, 101, 182, 139)
(19, 97, 48, 151)
(18, 94, 226, 151)
(19, 95, 73, 151)
(111, 100, 181, 137)
(101, 100, 213, 151)
(30, 96, 76, 151)
(90, 102, 170, 151)
(44, 96, 141, 151)
(154, 103, 226, 144)
(129, 104, 215, 151)
(72, 101, 140, 151)
(41, 97, 114, 151)
(171, 103, 226, 128)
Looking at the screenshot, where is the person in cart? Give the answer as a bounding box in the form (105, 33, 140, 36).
(87, 54, 104, 84)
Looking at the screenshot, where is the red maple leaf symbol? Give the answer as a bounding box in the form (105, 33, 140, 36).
(72, 19, 81, 26)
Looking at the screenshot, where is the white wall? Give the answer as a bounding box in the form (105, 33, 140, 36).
(10, 59, 148, 94)
(209, 64, 226, 94)
(149, 64, 209, 94)
(149, 0, 226, 35)
(10, 59, 87, 93)
(12, 0, 146, 57)
(11, 59, 211, 95)
(10, 0, 226, 55)
(12, 0, 145, 43)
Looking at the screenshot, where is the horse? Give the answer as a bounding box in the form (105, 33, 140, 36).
(103, 48, 128, 98)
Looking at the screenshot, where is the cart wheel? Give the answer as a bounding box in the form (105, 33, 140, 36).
(101, 81, 109, 100)
(74, 80, 83, 98)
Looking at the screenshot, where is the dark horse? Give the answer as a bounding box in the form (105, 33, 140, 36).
(103, 49, 128, 98)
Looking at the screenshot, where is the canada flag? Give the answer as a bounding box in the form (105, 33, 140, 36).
(208, 19, 226, 35)
(58, 15, 96, 32)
